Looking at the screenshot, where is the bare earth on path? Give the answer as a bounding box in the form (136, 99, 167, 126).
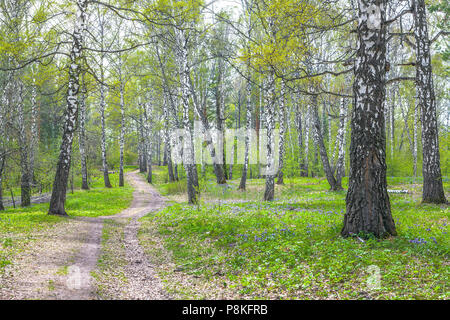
(0, 170, 169, 300)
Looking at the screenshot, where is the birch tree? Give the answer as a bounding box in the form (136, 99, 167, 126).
(48, 0, 88, 216)
(342, 0, 397, 238)
(79, 72, 89, 190)
(276, 81, 286, 185)
(413, 0, 446, 204)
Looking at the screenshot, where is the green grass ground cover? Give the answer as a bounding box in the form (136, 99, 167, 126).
(0, 170, 134, 272)
(140, 166, 449, 299)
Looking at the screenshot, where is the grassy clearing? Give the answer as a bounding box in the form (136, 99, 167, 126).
(140, 168, 449, 299)
(0, 170, 134, 273)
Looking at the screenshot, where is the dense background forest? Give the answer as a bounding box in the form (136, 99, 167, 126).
(0, 0, 448, 300)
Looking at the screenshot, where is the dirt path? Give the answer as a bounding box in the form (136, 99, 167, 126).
(0, 170, 169, 300)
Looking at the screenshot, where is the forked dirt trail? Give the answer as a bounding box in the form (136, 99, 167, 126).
(0, 170, 169, 300)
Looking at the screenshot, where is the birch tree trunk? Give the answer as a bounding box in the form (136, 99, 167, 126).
(276, 82, 286, 185)
(163, 92, 175, 182)
(304, 104, 311, 177)
(335, 97, 348, 187)
(17, 80, 31, 207)
(49, 0, 88, 215)
(310, 96, 340, 191)
(413, 100, 418, 177)
(0, 156, 4, 210)
(79, 73, 89, 190)
(188, 75, 226, 184)
(263, 73, 276, 201)
(215, 58, 228, 180)
(138, 108, 147, 173)
(0, 73, 10, 211)
(239, 64, 252, 190)
(100, 79, 112, 188)
(176, 29, 199, 204)
(342, 0, 397, 238)
(295, 102, 306, 177)
(144, 102, 153, 184)
(29, 74, 38, 186)
(156, 44, 178, 182)
(119, 82, 125, 187)
(413, 0, 446, 203)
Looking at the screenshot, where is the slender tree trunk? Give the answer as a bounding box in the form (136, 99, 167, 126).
(0, 154, 4, 211)
(79, 73, 89, 190)
(144, 102, 153, 184)
(174, 164, 179, 181)
(156, 44, 179, 183)
(276, 82, 286, 185)
(263, 73, 276, 201)
(138, 109, 147, 173)
(98, 9, 112, 188)
(399, 94, 414, 162)
(304, 104, 311, 177)
(49, 0, 88, 215)
(163, 93, 175, 182)
(119, 82, 125, 187)
(0, 170, 4, 210)
(390, 89, 395, 159)
(413, 99, 418, 177)
(100, 81, 112, 188)
(295, 101, 307, 177)
(335, 97, 348, 187)
(29, 75, 38, 186)
(0, 137, 4, 211)
(310, 96, 340, 191)
(239, 64, 252, 190)
(215, 60, 228, 180)
(342, 0, 397, 238)
(176, 29, 199, 204)
(0, 70, 11, 211)
(17, 80, 31, 207)
(413, 0, 446, 203)
(258, 77, 264, 178)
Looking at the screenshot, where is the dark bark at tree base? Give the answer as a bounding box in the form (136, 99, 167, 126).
(342, 0, 396, 239)
(276, 172, 284, 185)
(239, 165, 248, 190)
(0, 184, 4, 211)
(330, 185, 343, 192)
(21, 185, 31, 208)
(147, 165, 152, 184)
(119, 169, 124, 187)
(264, 176, 275, 201)
(48, 155, 71, 216)
(167, 159, 175, 182)
(213, 163, 226, 184)
(104, 171, 112, 188)
(48, 0, 87, 216)
(174, 164, 179, 181)
(342, 152, 397, 238)
(186, 164, 199, 205)
(422, 179, 447, 204)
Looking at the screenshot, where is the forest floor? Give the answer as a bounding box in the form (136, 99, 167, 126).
(0, 167, 448, 300)
(0, 170, 169, 299)
(137, 167, 449, 299)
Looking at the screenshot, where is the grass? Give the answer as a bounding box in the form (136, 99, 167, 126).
(91, 218, 129, 299)
(0, 169, 134, 273)
(139, 168, 449, 299)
